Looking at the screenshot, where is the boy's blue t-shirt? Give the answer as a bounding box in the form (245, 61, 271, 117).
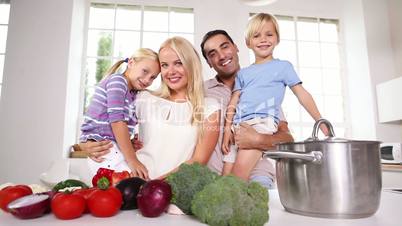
(233, 59, 301, 124)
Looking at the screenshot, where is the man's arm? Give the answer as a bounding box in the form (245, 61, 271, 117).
(233, 120, 294, 150)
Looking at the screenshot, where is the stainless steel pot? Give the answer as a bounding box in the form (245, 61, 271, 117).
(264, 119, 382, 219)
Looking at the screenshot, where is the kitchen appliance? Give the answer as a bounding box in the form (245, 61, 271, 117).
(380, 143, 402, 164)
(264, 119, 382, 219)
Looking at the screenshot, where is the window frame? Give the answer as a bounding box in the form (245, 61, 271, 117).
(0, 1, 11, 100)
(77, 2, 195, 140)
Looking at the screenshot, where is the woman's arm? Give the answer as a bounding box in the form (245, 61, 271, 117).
(187, 110, 221, 164)
(234, 120, 294, 150)
(78, 136, 142, 163)
(78, 140, 113, 162)
(156, 110, 221, 180)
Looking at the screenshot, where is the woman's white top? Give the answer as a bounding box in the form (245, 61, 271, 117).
(135, 91, 220, 179)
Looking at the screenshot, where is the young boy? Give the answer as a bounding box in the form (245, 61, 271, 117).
(221, 13, 328, 180)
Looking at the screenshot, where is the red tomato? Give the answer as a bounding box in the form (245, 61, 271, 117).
(51, 193, 86, 220)
(0, 185, 33, 212)
(87, 187, 122, 217)
(72, 187, 97, 200)
(111, 171, 130, 186)
(72, 187, 97, 213)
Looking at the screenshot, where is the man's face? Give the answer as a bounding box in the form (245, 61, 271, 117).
(203, 34, 240, 78)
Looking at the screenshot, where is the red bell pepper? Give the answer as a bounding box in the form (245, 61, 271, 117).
(92, 168, 114, 187)
(92, 168, 130, 187)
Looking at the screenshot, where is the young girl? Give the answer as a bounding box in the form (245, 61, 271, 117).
(221, 13, 329, 180)
(80, 48, 160, 180)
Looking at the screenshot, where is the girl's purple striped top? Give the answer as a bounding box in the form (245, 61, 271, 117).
(80, 74, 137, 142)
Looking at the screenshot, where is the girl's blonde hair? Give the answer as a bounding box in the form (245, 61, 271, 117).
(105, 48, 159, 77)
(155, 36, 205, 130)
(245, 13, 280, 44)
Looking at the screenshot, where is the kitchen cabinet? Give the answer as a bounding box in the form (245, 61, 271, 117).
(0, 190, 401, 226)
(376, 76, 402, 122)
(382, 164, 402, 188)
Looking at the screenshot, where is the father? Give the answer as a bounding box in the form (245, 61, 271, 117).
(200, 30, 294, 188)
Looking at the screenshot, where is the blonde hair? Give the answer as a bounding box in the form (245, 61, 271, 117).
(155, 36, 205, 131)
(105, 48, 159, 77)
(245, 13, 280, 44)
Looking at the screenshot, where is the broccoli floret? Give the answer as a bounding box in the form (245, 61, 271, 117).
(191, 175, 269, 226)
(165, 163, 219, 214)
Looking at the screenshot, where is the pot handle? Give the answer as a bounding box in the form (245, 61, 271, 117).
(263, 151, 323, 164)
(311, 118, 335, 139)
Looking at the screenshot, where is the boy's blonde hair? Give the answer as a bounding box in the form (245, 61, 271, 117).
(155, 36, 205, 129)
(245, 13, 280, 44)
(105, 48, 159, 77)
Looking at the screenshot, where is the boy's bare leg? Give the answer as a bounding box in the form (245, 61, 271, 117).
(222, 162, 234, 176)
(231, 149, 261, 181)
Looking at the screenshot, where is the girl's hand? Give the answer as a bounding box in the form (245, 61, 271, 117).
(128, 160, 149, 180)
(131, 134, 143, 150)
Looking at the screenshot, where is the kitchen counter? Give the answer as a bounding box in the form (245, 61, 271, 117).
(0, 189, 400, 226)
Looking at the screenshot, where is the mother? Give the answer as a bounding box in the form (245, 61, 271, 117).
(80, 36, 220, 179)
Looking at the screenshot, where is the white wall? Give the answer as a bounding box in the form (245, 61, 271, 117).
(0, 0, 77, 184)
(360, 0, 401, 142)
(387, 0, 402, 136)
(0, 0, 400, 184)
(341, 0, 375, 140)
(387, 0, 402, 77)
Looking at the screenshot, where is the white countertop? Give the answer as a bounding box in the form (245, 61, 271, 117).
(0, 189, 400, 226)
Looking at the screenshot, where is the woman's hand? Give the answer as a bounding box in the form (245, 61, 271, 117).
(79, 140, 113, 162)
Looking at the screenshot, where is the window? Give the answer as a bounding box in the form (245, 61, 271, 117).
(83, 3, 194, 111)
(0, 1, 10, 100)
(249, 15, 346, 140)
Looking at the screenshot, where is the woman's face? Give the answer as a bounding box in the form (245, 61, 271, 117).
(159, 47, 188, 95)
